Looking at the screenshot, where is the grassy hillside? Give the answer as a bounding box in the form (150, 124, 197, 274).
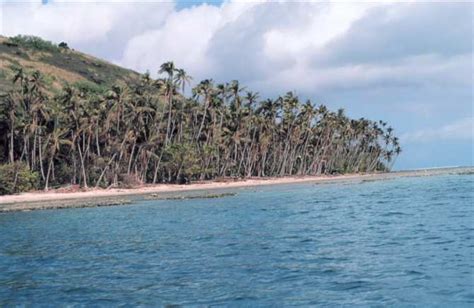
(0, 35, 141, 94)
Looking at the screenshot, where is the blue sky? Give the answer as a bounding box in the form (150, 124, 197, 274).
(39, 0, 223, 9)
(176, 0, 223, 9)
(1, 0, 473, 170)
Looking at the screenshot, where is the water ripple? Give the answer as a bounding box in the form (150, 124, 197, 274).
(0, 173, 472, 306)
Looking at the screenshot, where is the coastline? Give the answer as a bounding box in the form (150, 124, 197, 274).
(0, 167, 471, 213)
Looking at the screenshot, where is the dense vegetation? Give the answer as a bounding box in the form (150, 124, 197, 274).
(7, 35, 62, 53)
(0, 59, 400, 193)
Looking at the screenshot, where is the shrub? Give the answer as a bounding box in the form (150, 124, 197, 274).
(50, 162, 73, 187)
(58, 42, 69, 49)
(0, 162, 39, 195)
(73, 80, 107, 94)
(118, 174, 143, 188)
(8, 35, 60, 53)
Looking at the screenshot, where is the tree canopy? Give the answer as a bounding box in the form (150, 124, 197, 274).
(0, 62, 401, 192)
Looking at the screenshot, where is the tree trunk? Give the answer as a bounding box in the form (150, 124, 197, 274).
(45, 155, 54, 190)
(9, 116, 14, 164)
(95, 153, 117, 188)
(77, 142, 88, 188)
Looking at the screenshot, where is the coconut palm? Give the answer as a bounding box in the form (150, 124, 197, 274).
(0, 64, 401, 191)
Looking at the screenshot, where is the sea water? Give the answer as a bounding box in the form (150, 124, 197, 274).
(0, 172, 472, 306)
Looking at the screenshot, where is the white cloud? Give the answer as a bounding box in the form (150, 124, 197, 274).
(121, 3, 223, 76)
(401, 118, 474, 143)
(116, 2, 387, 79)
(4, 1, 470, 92)
(1, 0, 174, 60)
(204, 2, 378, 83)
(1, 0, 472, 168)
(115, 1, 472, 98)
(120, 1, 261, 77)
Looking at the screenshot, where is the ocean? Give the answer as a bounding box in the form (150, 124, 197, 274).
(0, 170, 472, 306)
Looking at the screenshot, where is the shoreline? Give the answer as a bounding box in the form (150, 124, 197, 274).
(1, 167, 471, 213)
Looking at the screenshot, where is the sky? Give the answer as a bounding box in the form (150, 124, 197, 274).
(1, 0, 473, 170)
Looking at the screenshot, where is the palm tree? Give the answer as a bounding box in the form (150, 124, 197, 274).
(174, 68, 192, 94)
(0, 64, 401, 192)
(159, 61, 177, 145)
(193, 79, 214, 141)
(44, 127, 71, 190)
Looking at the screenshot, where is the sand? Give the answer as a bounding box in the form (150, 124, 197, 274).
(0, 167, 471, 212)
(0, 174, 366, 204)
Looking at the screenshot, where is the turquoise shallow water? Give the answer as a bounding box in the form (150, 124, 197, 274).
(0, 173, 473, 306)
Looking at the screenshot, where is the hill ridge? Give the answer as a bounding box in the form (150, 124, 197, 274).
(0, 35, 141, 94)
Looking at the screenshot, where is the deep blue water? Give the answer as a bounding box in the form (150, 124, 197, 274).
(0, 173, 473, 306)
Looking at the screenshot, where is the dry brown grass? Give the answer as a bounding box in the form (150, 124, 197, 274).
(0, 52, 85, 85)
(0, 35, 142, 95)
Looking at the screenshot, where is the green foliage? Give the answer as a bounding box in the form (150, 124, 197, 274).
(163, 143, 201, 182)
(42, 74, 55, 86)
(0, 61, 401, 193)
(0, 163, 39, 195)
(0, 69, 9, 94)
(58, 42, 69, 49)
(9, 35, 60, 53)
(73, 80, 107, 94)
(49, 163, 73, 187)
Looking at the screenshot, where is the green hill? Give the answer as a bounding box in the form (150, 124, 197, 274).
(0, 35, 141, 94)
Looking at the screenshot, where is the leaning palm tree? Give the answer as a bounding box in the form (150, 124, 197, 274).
(193, 79, 214, 141)
(174, 68, 193, 94)
(158, 62, 178, 145)
(44, 127, 71, 190)
(0, 64, 401, 191)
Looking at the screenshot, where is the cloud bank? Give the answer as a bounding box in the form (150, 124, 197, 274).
(1, 0, 174, 60)
(402, 117, 474, 143)
(1, 0, 473, 169)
